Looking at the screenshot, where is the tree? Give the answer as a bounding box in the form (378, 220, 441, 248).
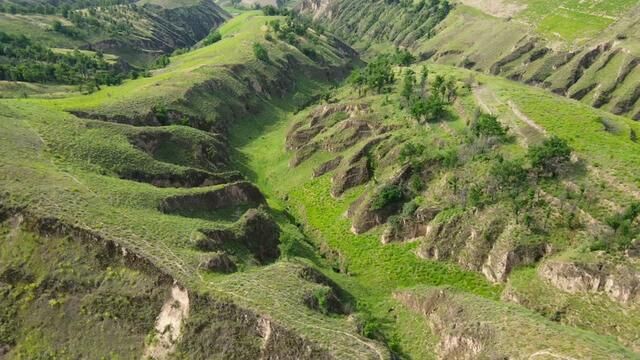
(400, 68, 416, 101)
(471, 113, 507, 139)
(363, 55, 394, 93)
(202, 30, 222, 46)
(410, 93, 446, 122)
(392, 48, 415, 66)
(372, 185, 404, 210)
(527, 136, 572, 177)
(348, 69, 366, 96)
(419, 64, 428, 96)
(490, 159, 527, 192)
(52, 20, 64, 32)
(253, 43, 269, 62)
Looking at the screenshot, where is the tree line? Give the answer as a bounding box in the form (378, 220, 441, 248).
(0, 31, 126, 88)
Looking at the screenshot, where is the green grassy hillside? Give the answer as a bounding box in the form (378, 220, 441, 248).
(231, 54, 640, 356)
(2, 1, 640, 359)
(0, 12, 386, 359)
(300, 0, 640, 119)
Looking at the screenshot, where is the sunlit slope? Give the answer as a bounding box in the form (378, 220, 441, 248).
(0, 12, 383, 359)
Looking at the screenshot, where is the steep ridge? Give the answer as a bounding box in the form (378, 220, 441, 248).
(299, 0, 452, 50)
(87, 0, 231, 65)
(299, 0, 640, 119)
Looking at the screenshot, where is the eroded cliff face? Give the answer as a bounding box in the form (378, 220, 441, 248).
(539, 259, 640, 306)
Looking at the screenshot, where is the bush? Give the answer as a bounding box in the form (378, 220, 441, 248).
(527, 136, 571, 176)
(490, 159, 527, 190)
(202, 30, 222, 46)
(599, 117, 621, 135)
(372, 185, 404, 210)
(471, 113, 507, 139)
(349, 54, 395, 94)
(278, 223, 305, 259)
(253, 43, 269, 62)
(410, 93, 447, 122)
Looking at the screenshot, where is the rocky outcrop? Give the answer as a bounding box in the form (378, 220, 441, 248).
(200, 251, 237, 273)
(197, 208, 280, 264)
(313, 156, 343, 177)
(395, 289, 495, 359)
(323, 119, 375, 152)
(287, 103, 371, 168)
(417, 207, 551, 282)
(129, 129, 230, 172)
(481, 223, 547, 283)
(539, 260, 640, 305)
(331, 136, 388, 197)
(158, 181, 266, 215)
(179, 294, 335, 359)
(381, 207, 440, 244)
(121, 168, 242, 188)
(236, 208, 281, 263)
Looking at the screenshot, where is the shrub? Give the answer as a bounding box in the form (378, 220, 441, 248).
(599, 117, 621, 135)
(490, 159, 527, 190)
(471, 113, 507, 139)
(527, 136, 572, 176)
(278, 223, 305, 259)
(202, 30, 222, 46)
(410, 93, 447, 122)
(253, 43, 269, 62)
(391, 48, 415, 66)
(372, 185, 404, 210)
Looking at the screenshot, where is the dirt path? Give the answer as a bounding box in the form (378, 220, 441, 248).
(473, 85, 543, 147)
(143, 284, 190, 360)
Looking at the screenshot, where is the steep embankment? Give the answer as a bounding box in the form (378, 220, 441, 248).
(300, 0, 640, 119)
(0, 12, 387, 359)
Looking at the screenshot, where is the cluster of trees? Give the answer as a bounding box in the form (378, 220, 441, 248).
(202, 30, 222, 46)
(253, 43, 269, 62)
(0, 31, 125, 87)
(349, 55, 396, 95)
(401, 65, 456, 122)
(266, 12, 310, 46)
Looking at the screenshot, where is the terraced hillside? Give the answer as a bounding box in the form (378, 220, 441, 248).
(300, 0, 640, 119)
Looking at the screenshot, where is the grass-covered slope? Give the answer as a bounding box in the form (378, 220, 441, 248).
(0, 12, 387, 359)
(232, 55, 640, 357)
(299, 0, 452, 53)
(40, 11, 357, 130)
(301, 0, 640, 119)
